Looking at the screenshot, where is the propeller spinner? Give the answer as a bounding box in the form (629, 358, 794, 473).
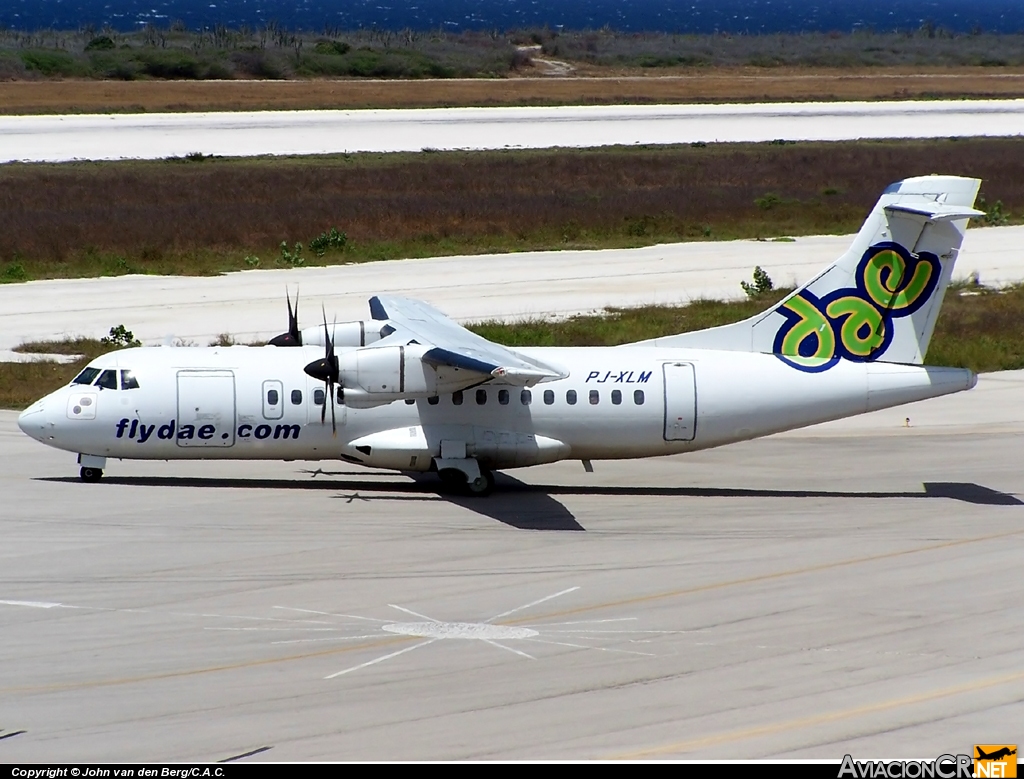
(268, 290, 302, 347)
(303, 307, 340, 435)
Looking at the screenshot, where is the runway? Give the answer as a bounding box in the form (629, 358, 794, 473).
(3, 99, 1024, 163)
(1, 371, 1022, 760)
(3, 224, 1023, 361)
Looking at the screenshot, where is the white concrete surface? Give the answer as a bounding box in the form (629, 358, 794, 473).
(3, 99, 1024, 163)
(2, 225, 1021, 356)
(1, 370, 1022, 760)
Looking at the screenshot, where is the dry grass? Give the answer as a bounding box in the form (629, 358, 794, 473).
(3, 67, 1024, 114)
(1, 138, 1022, 281)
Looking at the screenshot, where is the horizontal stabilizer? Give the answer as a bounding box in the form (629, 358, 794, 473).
(884, 203, 985, 221)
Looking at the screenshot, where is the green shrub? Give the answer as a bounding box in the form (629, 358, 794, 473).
(1, 263, 27, 283)
(20, 49, 85, 77)
(84, 35, 116, 51)
(314, 40, 351, 56)
(740, 266, 775, 298)
(309, 227, 347, 257)
(755, 192, 782, 211)
(100, 325, 141, 348)
(279, 241, 304, 267)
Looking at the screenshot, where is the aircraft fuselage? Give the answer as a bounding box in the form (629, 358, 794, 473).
(18, 344, 975, 473)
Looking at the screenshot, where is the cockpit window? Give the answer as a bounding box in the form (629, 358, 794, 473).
(95, 369, 118, 390)
(72, 367, 101, 386)
(121, 370, 140, 390)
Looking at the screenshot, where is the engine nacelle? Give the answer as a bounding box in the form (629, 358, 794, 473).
(337, 344, 485, 402)
(301, 320, 391, 348)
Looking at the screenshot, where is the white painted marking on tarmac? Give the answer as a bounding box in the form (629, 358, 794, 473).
(273, 606, 389, 622)
(325, 639, 438, 679)
(0, 600, 62, 609)
(381, 621, 539, 641)
(271, 634, 384, 645)
(388, 604, 438, 622)
(487, 586, 580, 622)
(481, 639, 536, 660)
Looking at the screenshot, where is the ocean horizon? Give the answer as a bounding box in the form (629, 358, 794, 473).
(2, 0, 1022, 35)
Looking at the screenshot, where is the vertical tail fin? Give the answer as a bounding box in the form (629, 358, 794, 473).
(633, 175, 982, 370)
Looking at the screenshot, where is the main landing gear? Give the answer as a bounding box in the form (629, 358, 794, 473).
(465, 469, 495, 497)
(434, 457, 495, 497)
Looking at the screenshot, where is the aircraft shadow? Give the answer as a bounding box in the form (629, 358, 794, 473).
(37, 473, 1020, 532)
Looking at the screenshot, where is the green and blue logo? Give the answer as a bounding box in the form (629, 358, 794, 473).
(773, 242, 940, 372)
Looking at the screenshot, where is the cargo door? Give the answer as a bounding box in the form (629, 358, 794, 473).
(663, 362, 696, 441)
(177, 370, 236, 448)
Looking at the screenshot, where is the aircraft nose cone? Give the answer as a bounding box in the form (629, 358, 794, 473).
(17, 401, 46, 439)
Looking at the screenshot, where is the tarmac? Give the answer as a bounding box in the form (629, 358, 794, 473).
(1, 371, 1022, 761)
(4, 99, 1024, 162)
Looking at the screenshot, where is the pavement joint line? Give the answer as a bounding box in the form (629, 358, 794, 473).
(607, 667, 1024, 759)
(501, 528, 1023, 626)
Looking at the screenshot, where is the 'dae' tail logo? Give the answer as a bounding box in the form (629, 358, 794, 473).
(774, 242, 940, 372)
(975, 745, 1017, 778)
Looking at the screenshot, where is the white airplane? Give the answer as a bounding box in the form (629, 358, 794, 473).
(18, 175, 983, 496)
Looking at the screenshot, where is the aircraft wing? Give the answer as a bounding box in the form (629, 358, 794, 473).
(368, 295, 565, 385)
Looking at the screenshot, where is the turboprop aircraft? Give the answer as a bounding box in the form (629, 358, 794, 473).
(18, 175, 984, 496)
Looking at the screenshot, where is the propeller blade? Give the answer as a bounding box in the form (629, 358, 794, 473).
(268, 289, 302, 346)
(303, 304, 340, 436)
(329, 382, 337, 436)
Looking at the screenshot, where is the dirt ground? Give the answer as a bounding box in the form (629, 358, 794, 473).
(3, 67, 1024, 114)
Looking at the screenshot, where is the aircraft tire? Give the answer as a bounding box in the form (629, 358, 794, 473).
(80, 467, 103, 483)
(465, 469, 494, 497)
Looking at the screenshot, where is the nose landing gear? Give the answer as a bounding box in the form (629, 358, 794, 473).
(77, 454, 107, 483)
(79, 467, 103, 483)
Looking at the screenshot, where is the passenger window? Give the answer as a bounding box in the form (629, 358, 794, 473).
(566, 390, 577, 405)
(634, 390, 645, 405)
(453, 391, 463, 406)
(96, 369, 118, 390)
(521, 389, 532, 406)
(476, 389, 487, 406)
(313, 389, 325, 406)
(589, 390, 600, 405)
(291, 389, 302, 405)
(427, 396, 439, 405)
(120, 370, 140, 390)
(267, 389, 279, 406)
(498, 389, 509, 405)
(543, 390, 554, 405)
(72, 367, 100, 386)
(611, 389, 622, 405)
